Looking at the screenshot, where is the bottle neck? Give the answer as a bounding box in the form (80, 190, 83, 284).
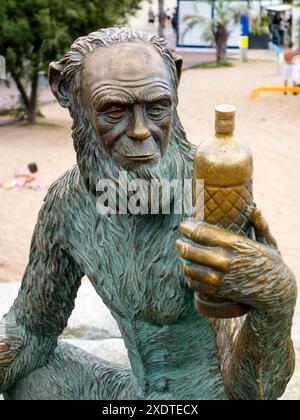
(215, 118, 235, 136)
(215, 104, 236, 136)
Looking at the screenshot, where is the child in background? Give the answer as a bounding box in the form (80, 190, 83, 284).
(14, 163, 38, 188)
(1, 163, 46, 191)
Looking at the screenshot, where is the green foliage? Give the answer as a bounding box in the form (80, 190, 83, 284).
(0, 0, 142, 120)
(0, 0, 142, 74)
(297, 18, 300, 49)
(250, 15, 270, 36)
(192, 61, 234, 70)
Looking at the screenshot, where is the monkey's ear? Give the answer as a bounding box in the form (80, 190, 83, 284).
(171, 52, 183, 84)
(48, 62, 69, 108)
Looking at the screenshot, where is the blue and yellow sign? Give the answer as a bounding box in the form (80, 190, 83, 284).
(240, 13, 249, 49)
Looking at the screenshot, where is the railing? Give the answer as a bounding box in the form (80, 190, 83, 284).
(250, 86, 300, 100)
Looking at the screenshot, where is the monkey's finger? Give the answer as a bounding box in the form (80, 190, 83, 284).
(249, 207, 278, 248)
(179, 221, 243, 249)
(179, 259, 223, 286)
(175, 239, 230, 272)
(185, 277, 219, 297)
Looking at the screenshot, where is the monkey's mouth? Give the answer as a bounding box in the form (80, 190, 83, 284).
(119, 154, 156, 162)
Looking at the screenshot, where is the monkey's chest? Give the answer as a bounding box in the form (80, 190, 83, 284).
(75, 214, 193, 323)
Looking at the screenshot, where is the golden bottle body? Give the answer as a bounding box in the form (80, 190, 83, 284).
(193, 105, 254, 318)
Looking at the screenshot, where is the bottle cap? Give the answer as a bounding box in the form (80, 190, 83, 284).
(215, 104, 236, 135)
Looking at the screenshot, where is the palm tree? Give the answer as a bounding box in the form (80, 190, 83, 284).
(183, 0, 244, 63)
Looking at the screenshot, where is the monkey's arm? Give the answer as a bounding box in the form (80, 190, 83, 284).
(211, 213, 297, 400)
(211, 268, 296, 401)
(223, 299, 295, 400)
(0, 186, 83, 394)
(177, 209, 297, 400)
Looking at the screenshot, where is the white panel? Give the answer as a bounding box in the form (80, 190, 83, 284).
(293, 7, 300, 45)
(178, 0, 212, 47)
(178, 0, 245, 49)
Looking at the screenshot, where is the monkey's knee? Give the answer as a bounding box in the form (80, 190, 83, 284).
(3, 342, 134, 400)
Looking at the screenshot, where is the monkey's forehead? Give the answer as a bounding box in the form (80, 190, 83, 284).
(81, 42, 170, 86)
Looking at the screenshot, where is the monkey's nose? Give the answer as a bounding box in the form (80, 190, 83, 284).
(127, 125, 151, 141)
(127, 108, 151, 140)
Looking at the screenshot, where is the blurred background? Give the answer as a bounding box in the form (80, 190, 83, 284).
(0, 0, 299, 400)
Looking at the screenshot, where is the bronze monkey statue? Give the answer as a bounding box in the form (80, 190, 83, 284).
(0, 28, 297, 400)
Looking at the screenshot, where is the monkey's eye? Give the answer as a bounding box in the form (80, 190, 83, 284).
(98, 105, 127, 122)
(146, 102, 171, 120)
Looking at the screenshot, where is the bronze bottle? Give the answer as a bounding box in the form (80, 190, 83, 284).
(193, 105, 254, 318)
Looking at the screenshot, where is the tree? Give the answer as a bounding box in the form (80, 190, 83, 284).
(295, 1, 300, 48)
(297, 18, 300, 49)
(158, 0, 165, 38)
(0, 0, 142, 122)
(183, 0, 243, 64)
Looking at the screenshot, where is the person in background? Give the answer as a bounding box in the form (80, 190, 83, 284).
(1, 162, 45, 191)
(166, 8, 172, 21)
(283, 42, 300, 95)
(148, 7, 155, 26)
(12, 163, 38, 189)
(171, 7, 178, 36)
(158, 9, 167, 31)
(279, 12, 286, 46)
(272, 12, 281, 46)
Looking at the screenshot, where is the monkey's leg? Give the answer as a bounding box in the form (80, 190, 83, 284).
(3, 342, 136, 400)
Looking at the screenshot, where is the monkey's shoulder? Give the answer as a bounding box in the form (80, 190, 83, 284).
(41, 165, 91, 216)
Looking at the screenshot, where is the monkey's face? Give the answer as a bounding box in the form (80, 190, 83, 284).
(81, 42, 174, 172)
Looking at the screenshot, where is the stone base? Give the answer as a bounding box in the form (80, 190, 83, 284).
(0, 281, 299, 400)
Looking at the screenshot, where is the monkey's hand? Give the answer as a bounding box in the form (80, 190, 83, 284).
(0, 317, 25, 392)
(175, 208, 297, 316)
(175, 208, 297, 399)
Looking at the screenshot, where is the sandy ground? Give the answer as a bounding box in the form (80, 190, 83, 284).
(0, 60, 300, 285)
(0, 107, 76, 281)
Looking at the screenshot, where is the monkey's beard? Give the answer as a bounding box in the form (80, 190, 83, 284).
(72, 108, 195, 215)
